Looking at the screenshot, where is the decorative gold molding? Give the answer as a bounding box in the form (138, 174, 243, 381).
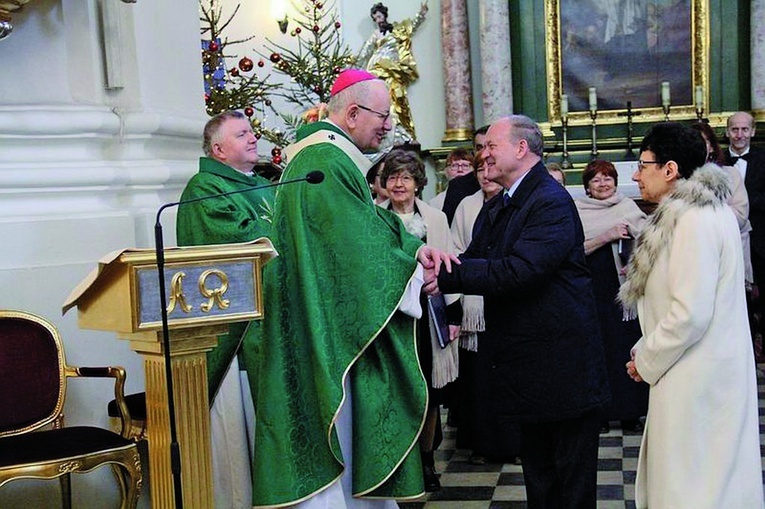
(544, 0, 709, 126)
(442, 128, 474, 143)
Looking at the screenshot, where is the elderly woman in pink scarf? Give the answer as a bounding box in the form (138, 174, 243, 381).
(575, 159, 648, 434)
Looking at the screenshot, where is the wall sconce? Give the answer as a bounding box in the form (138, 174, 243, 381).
(0, 0, 31, 41)
(272, 0, 289, 34)
(0, 0, 135, 42)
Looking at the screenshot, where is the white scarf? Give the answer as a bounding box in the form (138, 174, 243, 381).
(576, 192, 647, 320)
(379, 198, 460, 389)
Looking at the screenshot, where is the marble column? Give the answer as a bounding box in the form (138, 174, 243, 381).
(478, 0, 513, 124)
(752, 0, 765, 110)
(441, 0, 474, 142)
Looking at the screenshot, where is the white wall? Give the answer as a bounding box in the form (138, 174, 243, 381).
(0, 0, 206, 506)
(0, 0, 474, 505)
(219, 0, 449, 196)
(339, 0, 446, 153)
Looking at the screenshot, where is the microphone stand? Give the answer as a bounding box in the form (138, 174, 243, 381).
(153, 218, 184, 509)
(151, 171, 323, 508)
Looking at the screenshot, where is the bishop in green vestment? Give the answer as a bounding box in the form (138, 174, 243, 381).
(246, 70, 450, 507)
(176, 110, 275, 400)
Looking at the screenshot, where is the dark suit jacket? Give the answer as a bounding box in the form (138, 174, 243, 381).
(725, 146, 765, 258)
(438, 161, 610, 423)
(442, 173, 481, 226)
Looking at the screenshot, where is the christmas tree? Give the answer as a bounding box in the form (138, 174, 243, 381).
(199, 0, 355, 164)
(200, 1, 279, 127)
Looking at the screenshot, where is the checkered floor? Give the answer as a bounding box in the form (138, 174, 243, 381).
(400, 366, 765, 509)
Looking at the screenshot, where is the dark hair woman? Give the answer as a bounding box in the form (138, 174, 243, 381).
(379, 148, 461, 492)
(575, 159, 648, 434)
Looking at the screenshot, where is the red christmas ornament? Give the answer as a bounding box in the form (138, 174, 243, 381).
(312, 25, 320, 32)
(230, 68, 240, 77)
(333, 66, 341, 74)
(238, 57, 254, 72)
(255, 133, 262, 139)
(316, 3, 323, 8)
(334, 21, 341, 29)
(271, 147, 282, 156)
(313, 86, 322, 95)
(265, 99, 272, 106)
(270, 53, 281, 63)
(208, 40, 219, 52)
(272, 155, 283, 165)
(295, 27, 302, 34)
(257, 59, 265, 68)
(244, 106, 254, 117)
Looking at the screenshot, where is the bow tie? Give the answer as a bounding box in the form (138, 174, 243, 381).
(731, 154, 749, 164)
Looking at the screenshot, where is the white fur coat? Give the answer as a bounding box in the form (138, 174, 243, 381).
(618, 163, 763, 508)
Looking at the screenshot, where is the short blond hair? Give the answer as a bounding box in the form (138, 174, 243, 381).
(203, 110, 246, 156)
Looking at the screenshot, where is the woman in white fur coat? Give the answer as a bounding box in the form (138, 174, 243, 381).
(620, 122, 764, 509)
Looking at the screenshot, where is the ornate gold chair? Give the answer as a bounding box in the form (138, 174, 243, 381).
(107, 392, 146, 442)
(0, 310, 142, 509)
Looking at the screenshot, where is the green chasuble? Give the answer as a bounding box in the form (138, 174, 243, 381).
(244, 121, 428, 506)
(176, 156, 274, 400)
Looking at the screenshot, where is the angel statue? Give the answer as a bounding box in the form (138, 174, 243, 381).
(357, 2, 428, 147)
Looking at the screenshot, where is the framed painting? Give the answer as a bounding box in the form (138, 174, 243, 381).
(545, 0, 709, 125)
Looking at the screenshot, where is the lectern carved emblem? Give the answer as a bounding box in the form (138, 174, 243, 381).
(198, 269, 230, 312)
(167, 272, 192, 314)
(166, 269, 230, 314)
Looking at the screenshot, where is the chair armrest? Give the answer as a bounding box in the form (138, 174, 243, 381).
(66, 365, 134, 440)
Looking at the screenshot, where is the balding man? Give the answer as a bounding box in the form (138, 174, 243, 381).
(435, 115, 610, 509)
(245, 69, 454, 508)
(726, 112, 765, 345)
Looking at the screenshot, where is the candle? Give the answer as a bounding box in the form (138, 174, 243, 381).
(589, 87, 597, 112)
(695, 85, 703, 110)
(561, 94, 568, 117)
(661, 81, 671, 106)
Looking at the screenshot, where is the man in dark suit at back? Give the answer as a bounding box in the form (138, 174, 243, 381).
(726, 111, 765, 345)
(431, 115, 610, 508)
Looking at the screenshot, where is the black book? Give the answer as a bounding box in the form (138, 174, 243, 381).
(427, 293, 451, 349)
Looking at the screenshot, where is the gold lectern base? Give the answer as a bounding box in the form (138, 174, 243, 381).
(122, 325, 225, 509)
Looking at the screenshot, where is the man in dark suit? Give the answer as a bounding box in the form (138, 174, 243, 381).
(432, 115, 610, 509)
(726, 112, 765, 345)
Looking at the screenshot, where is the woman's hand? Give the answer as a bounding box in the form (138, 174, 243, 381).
(625, 359, 643, 382)
(609, 223, 632, 242)
(584, 222, 632, 255)
(448, 325, 461, 343)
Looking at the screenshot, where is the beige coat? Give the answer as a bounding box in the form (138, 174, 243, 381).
(726, 165, 754, 283)
(378, 197, 460, 388)
(620, 165, 763, 508)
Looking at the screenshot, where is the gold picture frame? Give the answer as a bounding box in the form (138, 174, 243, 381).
(545, 0, 709, 126)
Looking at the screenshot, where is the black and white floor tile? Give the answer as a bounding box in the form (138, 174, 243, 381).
(399, 366, 765, 509)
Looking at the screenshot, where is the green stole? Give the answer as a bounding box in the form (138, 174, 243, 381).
(245, 121, 428, 506)
(175, 156, 274, 401)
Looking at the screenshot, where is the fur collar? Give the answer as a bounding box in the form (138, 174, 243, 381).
(618, 163, 732, 308)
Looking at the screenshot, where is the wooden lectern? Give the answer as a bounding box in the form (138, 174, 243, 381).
(63, 240, 276, 509)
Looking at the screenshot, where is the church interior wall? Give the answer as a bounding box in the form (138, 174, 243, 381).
(0, 0, 205, 506)
(2, 0, 758, 505)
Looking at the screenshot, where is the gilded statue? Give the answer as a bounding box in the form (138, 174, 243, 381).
(357, 2, 428, 146)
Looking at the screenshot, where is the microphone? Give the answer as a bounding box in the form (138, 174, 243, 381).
(151, 167, 324, 508)
(306, 170, 325, 184)
(158, 170, 325, 216)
